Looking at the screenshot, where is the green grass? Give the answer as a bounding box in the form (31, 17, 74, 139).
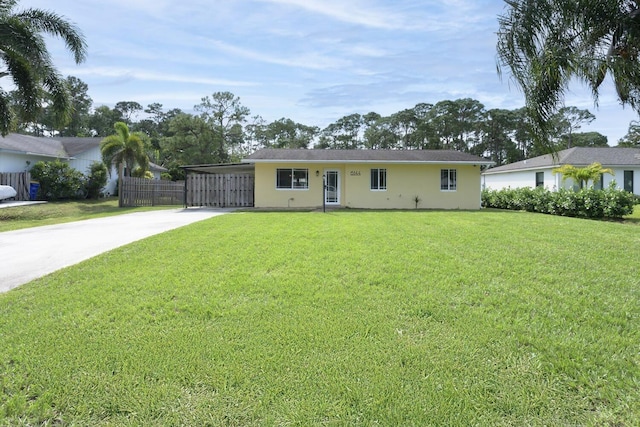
(624, 203, 640, 222)
(0, 198, 177, 232)
(1, 211, 639, 425)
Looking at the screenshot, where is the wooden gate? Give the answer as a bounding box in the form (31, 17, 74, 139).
(0, 172, 31, 201)
(120, 177, 184, 207)
(186, 173, 254, 207)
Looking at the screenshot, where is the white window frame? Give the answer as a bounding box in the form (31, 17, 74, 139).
(370, 168, 387, 191)
(276, 168, 309, 190)
(440, 169, 457, 191)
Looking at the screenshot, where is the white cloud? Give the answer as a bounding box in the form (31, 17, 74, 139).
(256, 0, 414, 30)
(62, 67, 260, 87)
(205, 39, 352, 70)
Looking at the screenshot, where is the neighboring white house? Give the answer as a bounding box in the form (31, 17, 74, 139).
(0, 134, 167, 195)
(482, 147, 640, 195)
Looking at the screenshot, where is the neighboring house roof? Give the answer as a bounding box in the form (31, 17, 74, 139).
(484, 147, 640, 174)
(2, 134, 167, 172)
(56, 137, 103, 157)
(150, 162, 168, 172)
(243, 148, 494, 164)
(0, 133, 68, 158)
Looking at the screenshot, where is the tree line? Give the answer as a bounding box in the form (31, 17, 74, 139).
(9, 75, 640, 180)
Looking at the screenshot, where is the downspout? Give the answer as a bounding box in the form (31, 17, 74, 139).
(322, 174, 326, 213)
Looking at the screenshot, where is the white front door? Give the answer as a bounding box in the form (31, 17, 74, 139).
(325, 170, 340, 205)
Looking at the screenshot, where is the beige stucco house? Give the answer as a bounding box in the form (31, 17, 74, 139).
(242, 149, 493, 209)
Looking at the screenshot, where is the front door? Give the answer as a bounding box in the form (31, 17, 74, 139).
(325, 170, 340, 205)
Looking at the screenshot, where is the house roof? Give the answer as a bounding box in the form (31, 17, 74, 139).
(149, 162, 168, 172)
(243, 148, 493, 164)
(56, 137, 102, 157)
(0, 133, 68, 158)
(483, 147, 640, 174)
(181, 163, 255, 174)
(1, 133, 167, 172)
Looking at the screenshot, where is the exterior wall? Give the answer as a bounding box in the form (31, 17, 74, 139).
(67, 146, 118, 194)
(614, 167, 640, 194)
(0, 151, 56, 172)
(254, 162, 332, 208)
(483, 168, 559, 191)
(483, 166, 640, 195)
(68, 146, 100, 176)
(254, 162, 483, 209)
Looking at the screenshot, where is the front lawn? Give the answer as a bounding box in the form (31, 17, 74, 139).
(0, 198, 177, 232)
(1, 211, 638, 425)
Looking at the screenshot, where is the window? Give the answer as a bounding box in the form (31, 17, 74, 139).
(276, 168, 308, 189)
(594, 173, 604, 190)
(440, 169, 457, 191)
(370, 168, 387, 190)
(624, 170, 634, 193)
(535, 171, 544, 187)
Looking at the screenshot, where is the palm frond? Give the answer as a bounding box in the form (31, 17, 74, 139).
(16, 8, 87, 63)
(0, 3, 87, 134)
(0, 89, 14, 135)
(497, 0, 640, 151)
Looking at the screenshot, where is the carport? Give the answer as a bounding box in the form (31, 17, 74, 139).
(181, 163, 255, 208)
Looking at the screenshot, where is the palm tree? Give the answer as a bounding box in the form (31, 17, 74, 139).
(100, 122, 149, 179)
(0, 0, 87, 136)
(497, 1, 640, 146)
(553, 163, 614, 189)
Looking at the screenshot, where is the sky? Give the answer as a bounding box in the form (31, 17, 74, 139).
(18, 0, 640, 145)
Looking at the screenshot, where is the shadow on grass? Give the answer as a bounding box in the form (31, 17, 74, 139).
(237, 206, 640, 225)
(238, 207, 524, 214)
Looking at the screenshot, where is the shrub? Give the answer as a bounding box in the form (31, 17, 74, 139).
(30, 160, 86, 201)
(86, 162, 108, 199)
(482, 185, 635, 219)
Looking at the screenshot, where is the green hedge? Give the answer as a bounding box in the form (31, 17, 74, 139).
(30, 160, 86, 201)
(481, 185, 636, 219)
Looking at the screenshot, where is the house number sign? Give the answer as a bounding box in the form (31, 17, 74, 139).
(349, 170, 361, 176)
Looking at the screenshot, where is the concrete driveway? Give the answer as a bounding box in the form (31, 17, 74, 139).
(0, 208, 231, 293)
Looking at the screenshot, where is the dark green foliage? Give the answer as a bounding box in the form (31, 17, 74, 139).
(497, 0, 640, 151)
(0, 1, 87, 135)
(482, 185, 635, 219)
(85, 161, 107, 199)
(30, 160, 86, 201)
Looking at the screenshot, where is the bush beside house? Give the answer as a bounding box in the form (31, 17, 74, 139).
(30, 160, 87, 200)
(482, 185, 636, 219)
(30, 160, 108, 201)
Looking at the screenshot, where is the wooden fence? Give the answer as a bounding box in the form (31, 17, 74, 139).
(120, 177, 184, 207)
(0, 172, 31, 201)
(186, 173, 254, 207)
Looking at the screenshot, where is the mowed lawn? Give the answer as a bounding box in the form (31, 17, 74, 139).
(1, 211, 639, 425)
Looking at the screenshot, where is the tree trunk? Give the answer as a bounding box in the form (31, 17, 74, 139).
(118, 162, 124, 207)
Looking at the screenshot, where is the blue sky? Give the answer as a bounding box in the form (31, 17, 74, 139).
(20, 0, 640, 144)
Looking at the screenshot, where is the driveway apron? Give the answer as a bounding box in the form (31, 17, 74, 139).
(0, 208, 230, 293)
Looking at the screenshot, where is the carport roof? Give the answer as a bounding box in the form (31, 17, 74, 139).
(181, 163, 254, 174)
